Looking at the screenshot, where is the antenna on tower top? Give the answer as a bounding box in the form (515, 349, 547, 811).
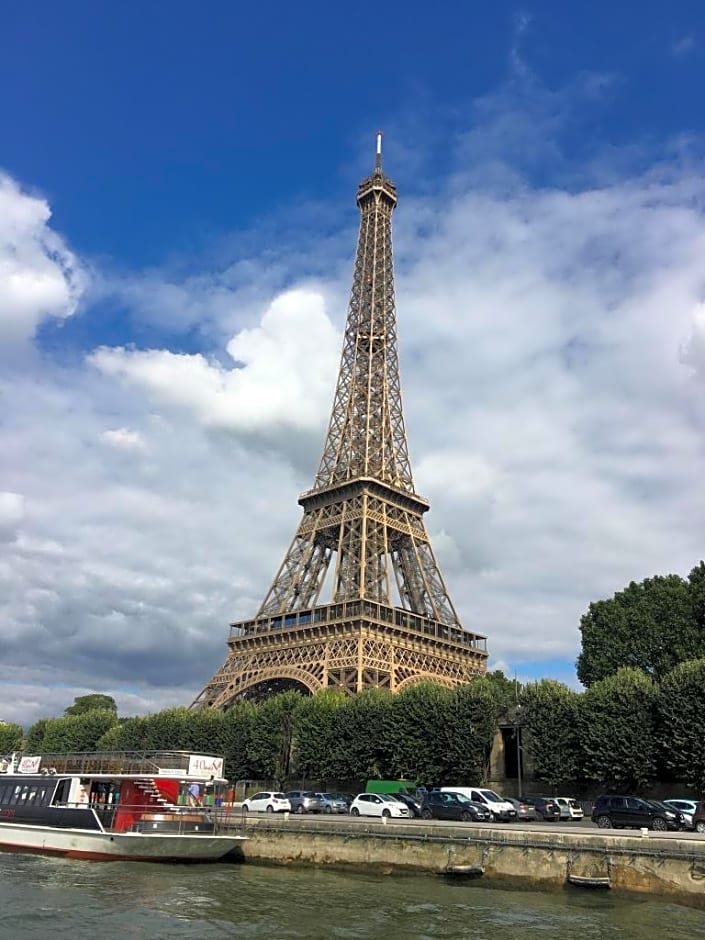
(375, 131, 383, 172)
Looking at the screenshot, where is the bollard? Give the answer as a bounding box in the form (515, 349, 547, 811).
(640, 827, 648, 837)
(284, 811, 290, 820)
(382, 816, 388, 826)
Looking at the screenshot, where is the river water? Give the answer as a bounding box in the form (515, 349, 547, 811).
(1, 853, 704, 940)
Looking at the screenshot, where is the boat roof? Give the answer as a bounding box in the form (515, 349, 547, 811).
(0, 750, 228, 782)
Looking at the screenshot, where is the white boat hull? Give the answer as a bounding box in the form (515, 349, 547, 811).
(0, 822, 245, 862)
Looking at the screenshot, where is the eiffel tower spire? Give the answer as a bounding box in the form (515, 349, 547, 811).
(192, 138, 488, 708)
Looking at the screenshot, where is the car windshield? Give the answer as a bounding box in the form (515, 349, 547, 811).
(378, 794, 401, 802)
(273, 793, 286, 799)
(302, 791, 317, 797)
(479, 790, 502, 802)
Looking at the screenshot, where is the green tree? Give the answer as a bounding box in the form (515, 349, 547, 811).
(656, 659, 705, 792)
(137, 707, 193, 750)
(327, 689, 394, 782)
(391, 681, 454, 783)
(24, 719, 49, 753)
(444, 678, 505, 785)
(577, 574, 703, 686)
(293, 690, 347, 782)
(99, 715, 148, 750)
(64, 694, 118, 717)
(520, 680, 579, 790)
(576, 667, 657, 791)
(221, 701, 257, 782)
(0, 722, 24, 753)
(481, 670, 519, 711)
(41, 709, 118, 752)
(246, 690, 303, 786)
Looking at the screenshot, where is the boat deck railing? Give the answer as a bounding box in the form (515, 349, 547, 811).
(15, 750, 212, 777)
(77, 802, 237, 835)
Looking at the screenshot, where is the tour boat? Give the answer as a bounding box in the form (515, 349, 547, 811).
(0, 750, 246, 862)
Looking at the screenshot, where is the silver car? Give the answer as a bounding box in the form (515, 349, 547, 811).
(315, 792, 350, 814)
(285, 790, 325, 814)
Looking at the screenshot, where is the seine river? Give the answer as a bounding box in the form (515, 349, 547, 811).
(1, 853, 704, 940)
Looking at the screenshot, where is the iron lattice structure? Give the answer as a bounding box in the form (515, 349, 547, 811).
(193, 137, 488, 709)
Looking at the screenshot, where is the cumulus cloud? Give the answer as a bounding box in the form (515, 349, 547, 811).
(89, 288, 340, 434)
(0, 174, 87, 346)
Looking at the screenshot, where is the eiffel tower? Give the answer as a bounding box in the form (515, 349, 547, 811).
(192, 135, 488, 708)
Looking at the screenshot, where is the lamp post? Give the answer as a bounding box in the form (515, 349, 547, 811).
(514, 674, 523, 800)
(515, 709, 523, 800)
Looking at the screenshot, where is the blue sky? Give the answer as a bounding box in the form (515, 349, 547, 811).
(2, 2, 705, 724)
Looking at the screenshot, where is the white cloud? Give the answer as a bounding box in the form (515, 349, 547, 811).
(100, 428, 148, 452)
(0, 174, 87, 346)
(0, 492, 24, 542)
(89, 288, 340, 434)
(681, 301, 705, 378)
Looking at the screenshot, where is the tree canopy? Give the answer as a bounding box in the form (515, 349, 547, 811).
(577, 567, 705, 686)
(64, 694, 118, 717)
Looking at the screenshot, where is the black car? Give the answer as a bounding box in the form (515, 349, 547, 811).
(526, 797, 561, 822)
(421, 791, 491, 823)
(392, 791, 423, 817)
(591, 795, 684, 831)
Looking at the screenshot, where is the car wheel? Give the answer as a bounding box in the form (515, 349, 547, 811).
(695, 821, 705, 833)
(382, 809, 391, 818)
(324, 806, 332, 814)
(351, 807, 360, 817)
(421, 809, 433, 820)
(460, 811, 472, 822)
(266, 805, 274, 814)
(295, 804, 304, 814)
(596, 815, 612, 829)
(652, 817, 667, 831)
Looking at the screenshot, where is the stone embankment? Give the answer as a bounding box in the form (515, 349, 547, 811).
(226, 814, 705, 908)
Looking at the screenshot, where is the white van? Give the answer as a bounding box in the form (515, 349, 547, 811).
(554, 797, 584, 820)
(441, 787, 517, 821)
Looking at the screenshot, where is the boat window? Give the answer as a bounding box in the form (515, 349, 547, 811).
(52, 779, 71, 805)
(9, 785, 23, 805)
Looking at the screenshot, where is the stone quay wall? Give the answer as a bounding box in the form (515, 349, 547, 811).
(230, 816, 705, 908)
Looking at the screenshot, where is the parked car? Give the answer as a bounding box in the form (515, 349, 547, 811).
(285, 790, 325, 814)
(691, 802, 705, 833)
(508, 798, 538, 821)
(525, 797, 561, 822)
(421, 790, 491, 823)
(325, 791, 354, 808)
(349, 793, 410, 819)
(440, 787, 517, 821)
(591, 795, 684, 831)
(392, 791, 423, 817)
(242, 791, 291, 814)
(315, 792, 350, 814)
(664, 799, 699, 829)
(555, 797, 584, 821)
